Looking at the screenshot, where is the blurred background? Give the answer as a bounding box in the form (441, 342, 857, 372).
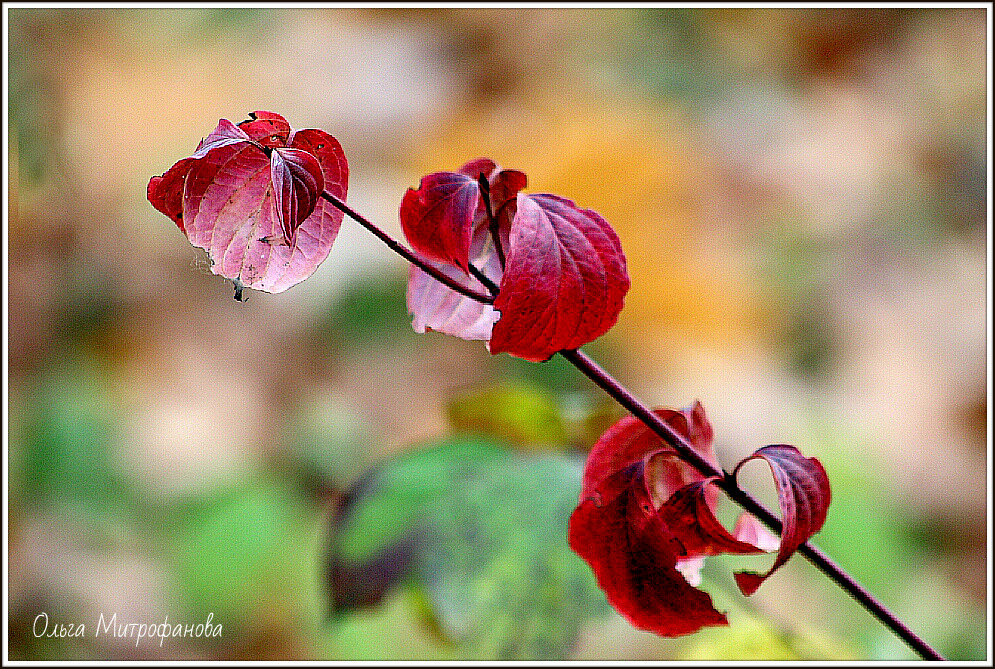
(6, 7, 988, 661)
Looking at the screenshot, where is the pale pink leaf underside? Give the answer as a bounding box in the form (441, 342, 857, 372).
(407, 235, 503, 340)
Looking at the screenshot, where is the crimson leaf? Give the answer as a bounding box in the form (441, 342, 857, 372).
(731, 444, 831, 596)
(568, 403, 770, 637)
(399, 159, 526, 273)
(657, 478, 769, 558)
(400, 171, 480, 272)
(568, 469, 730, 637)
(147, 119, 252, 233)
(580, 402, 718, 507)
(237, 110, 292, 147)
(489, 193, 629, 362)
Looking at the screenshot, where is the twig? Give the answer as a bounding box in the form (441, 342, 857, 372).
(477, 174, 506, 270)
(559, 348, 944, 661)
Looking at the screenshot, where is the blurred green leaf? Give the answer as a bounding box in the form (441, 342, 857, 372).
(319, 584, 456, 661)
(316, 273, 411, 345)
(497, 347, 591, 393)
(282, 394, 375, 494)
(678, 615, 800, 660)
(416, 454, 610, 659)
(327, 435, 611, 659)
(445, 383, 566, 450)
(331, 436, 511, 566)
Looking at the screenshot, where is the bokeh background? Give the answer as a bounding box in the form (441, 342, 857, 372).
(6, 7, 989, 661)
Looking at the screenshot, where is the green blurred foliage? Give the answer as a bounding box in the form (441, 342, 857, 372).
(314, 273, 412, 347)
(20, 359, 127, 513)
(280, 395, 375, 494)
(415, 453, 611, 659)
(331, 436, 509, 565)
(327, 434, 611, 659)
(164, 479, 319, 629)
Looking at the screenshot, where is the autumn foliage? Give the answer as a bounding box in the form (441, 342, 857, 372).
(567, 403, 830, 636)
(148, 112, 832, 641)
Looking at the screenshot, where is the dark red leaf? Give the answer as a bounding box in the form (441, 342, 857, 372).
(399, 159, 527, 275)
(400, 171, 482, 272)
(568, 469, 729, 637)
(270, 147, 324, 246)
(148, 113, 349, 294)
(489, 193, 629, 362)
(580, 402, 719, 507)
(731, 444, 831, 596)
(456, 158, 527, 226)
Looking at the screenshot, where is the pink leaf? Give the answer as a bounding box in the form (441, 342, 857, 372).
(148, 120, 253, 233)
(148, 112, 348, 295)
(731, 444, 831, 596)
(406, 233, 503, 340)
(732, 512, 781, 552)
(270, 147, 324, 246)
(489, 193, 629, 362)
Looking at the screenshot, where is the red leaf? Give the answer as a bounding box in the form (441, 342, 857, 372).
(399, 159, 526, 273)
(580, 402, 719, 506)
(657, 479, 768, 558)
(456, 158, 527, 227)
(731, 444, 831, 596)
(568, 469, 729, 637)
(148, 120, 253, 232)
(270, 147, 324, 246)
(488, 193, 629, 362)
(148, 113, 349, 294)
(400, 171, 481, 272)
(402, 159, 524, 341)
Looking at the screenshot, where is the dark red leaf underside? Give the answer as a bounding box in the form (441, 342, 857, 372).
(657, 479, 767, 558)
(579, 403, 719, 506)
(489, 193, 629, 362)
(732, 444, 831, 595)
(568, 471, 729, 637)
